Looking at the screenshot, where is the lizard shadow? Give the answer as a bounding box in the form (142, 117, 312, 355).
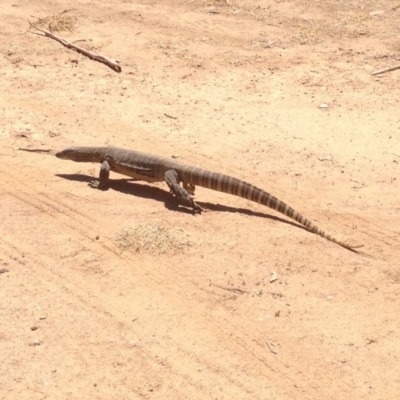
(56, 173, 188, 212)
(56, 174, 308, 232)
(197, 201, 309, 232)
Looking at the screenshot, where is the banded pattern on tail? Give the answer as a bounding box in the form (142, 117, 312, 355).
(181, 166, 360, 252)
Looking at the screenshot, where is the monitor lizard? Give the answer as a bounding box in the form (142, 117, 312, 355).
(55, 146, 362, 252)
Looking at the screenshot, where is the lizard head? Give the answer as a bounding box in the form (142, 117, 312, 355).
(55, 147, 102, 162)
(55, 147, 77, 160)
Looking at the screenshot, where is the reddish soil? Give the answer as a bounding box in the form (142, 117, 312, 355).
(1, 0, 400, 398)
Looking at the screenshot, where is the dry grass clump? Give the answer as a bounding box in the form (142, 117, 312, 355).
(115, 224, 189, 254)
(33, 10, 78, 33)
(334, 10, 369, 37)
(295, 9, 369, 45)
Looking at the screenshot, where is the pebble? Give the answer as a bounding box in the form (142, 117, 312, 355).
(369, 10, 384, 17)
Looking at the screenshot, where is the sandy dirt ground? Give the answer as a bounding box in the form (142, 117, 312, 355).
(1, 0, 400, 399)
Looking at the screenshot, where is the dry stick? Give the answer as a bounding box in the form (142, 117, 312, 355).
(17, 147, 55, 154)
(265, 342, 278, 354)
(210, 283, 248, 294)
(28, 22, 121, 73)
(371, 64, 400, 76)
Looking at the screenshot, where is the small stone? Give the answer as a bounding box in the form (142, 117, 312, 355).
(318, 156, 332, 162)
(319, 103, 329, 110)
(30, 326, 38, 331)
(369, 10, 384, 17)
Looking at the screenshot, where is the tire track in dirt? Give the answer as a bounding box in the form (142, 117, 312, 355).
(4, 165, 390, 398)
(2, 169, 306, 398)
(3, 165, 363, 398)
(1, 205, 262, 398)
(0, 235, 27, 266)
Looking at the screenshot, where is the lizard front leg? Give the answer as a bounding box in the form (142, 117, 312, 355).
(165, 169, 203, 212)
(89, 160, 110, 189)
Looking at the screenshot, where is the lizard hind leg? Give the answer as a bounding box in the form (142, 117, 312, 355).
(183, 181, 196, 195)
(165, 169, 203, 212)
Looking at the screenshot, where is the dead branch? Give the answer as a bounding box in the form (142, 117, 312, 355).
(371, 63, 400, 76)
(28, 22, 121, 73)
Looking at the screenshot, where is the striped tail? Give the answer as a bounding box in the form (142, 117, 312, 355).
(187, 168, 362, 252)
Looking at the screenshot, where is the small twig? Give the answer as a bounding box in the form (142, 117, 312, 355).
(266, 341, 277, 354)
(371, 63, 400, 75)
(17, 147, 55, 154)
(60, 9, 76, 15)
(351, 185, 368, 191)
(72, 39, 91, 44)
(164, 113, 178, 120)
(210, 283, 248, 294)
(181, 72, 194, 79)
(28, 22, 121, 73)
(392, 153, 400, 158)
(350, 179, 364, 185)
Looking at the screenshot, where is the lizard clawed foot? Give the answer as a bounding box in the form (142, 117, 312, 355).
(88, 180, 107, 189)
(192, 201, 204, 213)
(89, 180, 100, 188)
